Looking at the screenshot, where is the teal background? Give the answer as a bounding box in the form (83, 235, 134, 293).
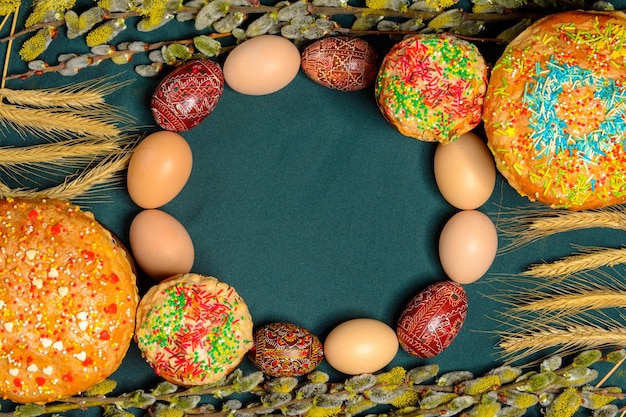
(2, 1, 626, 416)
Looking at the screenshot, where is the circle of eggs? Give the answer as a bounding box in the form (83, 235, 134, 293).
(324, 318, 398, 375)
(129, 209, 195, 281)
(301, 36, 378, 91)
(150, 59, 225, 132)
(223, 35, 301, 95)
(247, 322, 324, 377)
(434, 132, 496, 210)
(438, 210, 498, 284)
(396, 281, 468, 358)
(127, 131, 193, 209)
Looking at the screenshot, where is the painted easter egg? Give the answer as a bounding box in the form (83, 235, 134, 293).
(150, 59, 224, 132)
(396, 281, 467, 358)
(248, 322, 324, 377)
(301, 36, 378, 91)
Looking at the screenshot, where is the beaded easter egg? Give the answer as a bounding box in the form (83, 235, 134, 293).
(248, 322, 324, 377)
(396, 281, 467, 358)
(150, 59, 224, 132)
(301, 36, 378, 91)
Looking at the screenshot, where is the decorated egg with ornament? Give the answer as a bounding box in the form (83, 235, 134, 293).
(150, 59, 224, 132)
(396, 281, 467, 358)
(248, 322, 324, 377)
(301, 36, 378, 91)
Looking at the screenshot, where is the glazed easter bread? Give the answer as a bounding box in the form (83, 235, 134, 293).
(0, 198, 138, 403)
(483, 10, 626, 210)
(135, 273, 253, 386)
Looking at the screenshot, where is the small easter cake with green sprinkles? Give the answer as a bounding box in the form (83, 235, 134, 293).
(135, 273, 253, 385)
(375, 33, 488, 144)
(483, 11, 626, 210)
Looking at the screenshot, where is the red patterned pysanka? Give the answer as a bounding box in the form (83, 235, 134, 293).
(396, 281, 468, 358)
(301, 36, 378, 92)
(248, 322, 324, 377)
(150, 59, 225, 132)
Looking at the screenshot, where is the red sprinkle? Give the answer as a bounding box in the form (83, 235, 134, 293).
(27, 209, 39, 221)
(35, 377, 46, 386)
(104, 304, 117, 314)
(62, 373, 74, 382)
(50, 224, 62, 235)
(99, 330, 110, 340)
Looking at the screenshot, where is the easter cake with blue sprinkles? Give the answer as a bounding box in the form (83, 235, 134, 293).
(483, 10, 626, 210)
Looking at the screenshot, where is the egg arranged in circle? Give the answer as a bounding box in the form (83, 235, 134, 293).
(126, 131, 193, 209)
(129, 209, 195, 281)
(438, 210, 498, 284)
(301, 36, 378, 91)
(324, 318, 398, 375)
(396, 281, 468, 358)
(223, 35, 301, 95)
(434, 132, 496, 210)
(150, 59, 225, 132)
(248, 322, 324, 377)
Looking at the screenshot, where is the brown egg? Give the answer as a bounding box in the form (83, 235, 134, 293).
(127, 131, 193, 209)
(223, 35, 301, 95)
(324, 318, 398, 375)
(129, 209, 194, 280)
(438, 210, 498, 284)
(434, 132, 496, 210)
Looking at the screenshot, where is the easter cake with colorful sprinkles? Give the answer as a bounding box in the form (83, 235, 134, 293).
(0, 197, 138, 403)
(135, 273, 253, 386)
(375, 33, 488, 144)
(483, 11, 626, 210)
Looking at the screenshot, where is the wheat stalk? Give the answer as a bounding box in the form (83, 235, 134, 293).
(523, 246, 626, 277)
(0, 104, 122, 138)
(495, 205, 626, 253)
(514, 290, 626, 313)
(0, 151, 131, 201)
(0, 137, 121, 165)
(0, 76, 132, 109)
(499, 324, 626, 360)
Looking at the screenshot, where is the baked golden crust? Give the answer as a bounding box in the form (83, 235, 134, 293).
(375, 33, 488, 144)
(483, 10, 626, 210)
(135, 273, 253, 386)
(0, 198, 138, 403)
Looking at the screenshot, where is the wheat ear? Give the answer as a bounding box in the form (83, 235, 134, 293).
(0, 137, 121, 166)
(499, 324, 626, 359)
(0, 151, 131, 201)
(495, 205, 626, 253)
(497, 308, 626, 364)
(523, 246, 626, 278)
(513, 289, 626, 313)
(0, 104, 122, 138)
(0, 76, 132, 109)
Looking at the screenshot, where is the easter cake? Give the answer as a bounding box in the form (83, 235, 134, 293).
(483, 10, 626, 210)
(0, 197, 138, 403)
(375, 33, 488, 144)
(135, 273, 253, 385)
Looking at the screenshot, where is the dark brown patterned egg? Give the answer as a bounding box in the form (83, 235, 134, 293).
(248, 322, 324, 377)
(301, 36, 378, 91)
(150, 59, 224, 132)
(396, 281, 467, 358)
